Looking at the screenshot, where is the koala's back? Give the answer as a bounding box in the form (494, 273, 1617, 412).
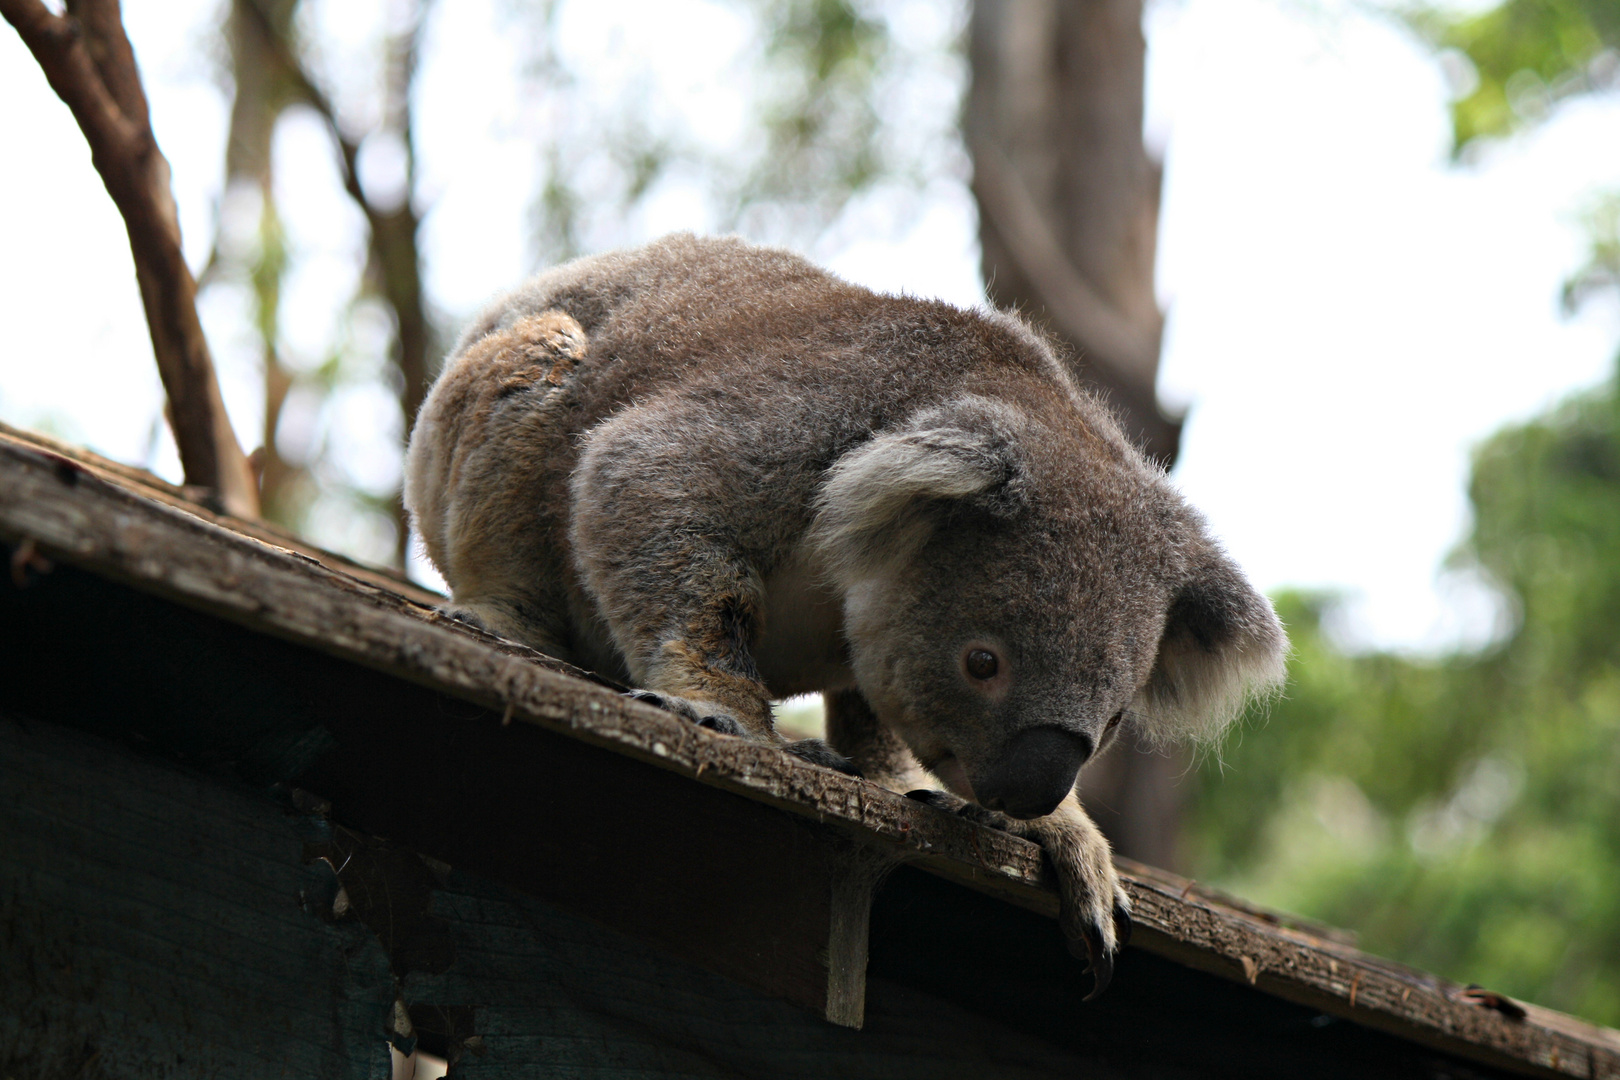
(407, 233, 1140, 670)
(463, 234, 1100, 441)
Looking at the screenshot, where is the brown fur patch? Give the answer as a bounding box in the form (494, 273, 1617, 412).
(653, 592, 775, 736)
(657, 639, 775, 735)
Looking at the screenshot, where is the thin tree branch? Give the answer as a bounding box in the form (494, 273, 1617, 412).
(3, 0, 260, 516)
(241, 0, 433, 565)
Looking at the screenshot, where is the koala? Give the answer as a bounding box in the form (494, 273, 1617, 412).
(404, 233, 1287, 998)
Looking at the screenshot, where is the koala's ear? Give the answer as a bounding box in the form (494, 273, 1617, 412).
(1135, 545, 1288, 746)
(808, 403, 1026, 585)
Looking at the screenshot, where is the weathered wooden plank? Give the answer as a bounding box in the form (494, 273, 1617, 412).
(2, 544, 881, 1028)
(3, 430, 1620, 1078)
(0, 708, 1538, 1080)
(0, 713, 396, 1080)
(865, 866, 1543, 1080)
(397, 861, 1127, 1079)
(0, 420, 444, 607)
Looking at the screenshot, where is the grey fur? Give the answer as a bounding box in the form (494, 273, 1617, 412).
(405, 233, 1287, 980)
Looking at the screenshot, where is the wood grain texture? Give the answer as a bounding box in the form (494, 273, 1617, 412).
(2, 431, 1618, 1078)
(0, 714, 395, 1079)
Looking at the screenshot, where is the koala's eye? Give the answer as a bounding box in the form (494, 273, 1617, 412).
(965, 648, 999, 681)
(1105, 711, 1123, 733)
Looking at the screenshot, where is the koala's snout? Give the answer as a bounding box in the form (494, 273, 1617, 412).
(975, 727, 1092, 820)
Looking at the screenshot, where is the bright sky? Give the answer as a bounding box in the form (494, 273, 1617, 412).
(2, 0, 1617, 653)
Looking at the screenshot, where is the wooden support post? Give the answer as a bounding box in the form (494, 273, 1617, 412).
(823, 843, 897, 1028)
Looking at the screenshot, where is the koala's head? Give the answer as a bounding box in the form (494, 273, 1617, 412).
(809, 394, 1287, 820)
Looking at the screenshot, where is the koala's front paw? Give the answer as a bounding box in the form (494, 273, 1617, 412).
(904, 788, 1130, 1000)
(624, 693, 860, 775)
(1028, 805, 1132, 1000)
(625, 690, 744, 735)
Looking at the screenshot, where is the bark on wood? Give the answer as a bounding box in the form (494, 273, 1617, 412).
(0, 421, 441, 606)
(0, 0, 260, 518)
(2, 432, 1619, 1076)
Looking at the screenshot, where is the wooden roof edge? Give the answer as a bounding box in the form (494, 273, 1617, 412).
(3, 431, 1618, 1079)
(0, 421, 446, 608)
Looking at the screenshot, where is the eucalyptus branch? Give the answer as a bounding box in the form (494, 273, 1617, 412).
(2, 0, 260, 516)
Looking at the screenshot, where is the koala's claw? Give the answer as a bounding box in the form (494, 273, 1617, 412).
(623, 690, 743, 735)
(623, 693, 857, 775)
(1075, 924, 1115, 1001)
(785, 738, 863, 776)
(904, 787, 956, 808)
(1071, 901, 1132, 1001)
(698, 714, 743, 735)
(906, 785, 1129, 999)
(1114, 900, 1134, 951)
(440, 605, 492, 633)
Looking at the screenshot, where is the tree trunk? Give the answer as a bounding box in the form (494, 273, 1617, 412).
(220, 0, 304, 525)
(966, 0, 1178, 465)
(967, 0, 1188, 868)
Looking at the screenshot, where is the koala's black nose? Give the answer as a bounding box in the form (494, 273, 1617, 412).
(975, 727, 1092, 820)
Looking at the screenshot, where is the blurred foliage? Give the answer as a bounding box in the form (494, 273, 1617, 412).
(1186, 350, 1620, 1025)
(1405, 0, 1620, 154)
(1564, 191, 1620, 311)
(1194, 0, 1620, 1025)
(730, 0, 891, 232)
(521, 0, 961, 263)
(203, 0, 442, 565)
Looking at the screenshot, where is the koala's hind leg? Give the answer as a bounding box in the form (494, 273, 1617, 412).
(407, 309, 588, 662)
(905, 788, 1131, 1000)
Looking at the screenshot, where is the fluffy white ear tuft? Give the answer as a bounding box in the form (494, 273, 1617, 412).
(808, 400, 1025, 586)
(1133, 549, 1289, 747)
